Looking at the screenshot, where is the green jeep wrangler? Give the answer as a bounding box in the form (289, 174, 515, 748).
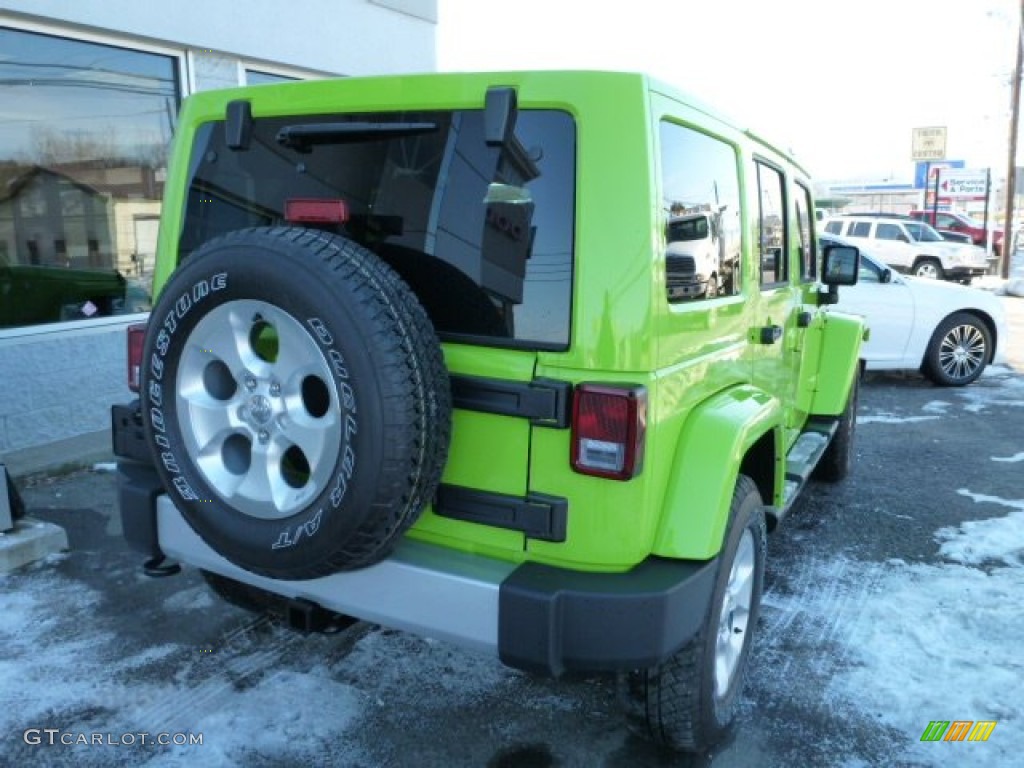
(112, 70, 863, 752)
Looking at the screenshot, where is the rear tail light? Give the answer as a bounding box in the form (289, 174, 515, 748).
(285, 198, 349, 225)
(571, 384, 647, 480)
(126, 323, 147, 393)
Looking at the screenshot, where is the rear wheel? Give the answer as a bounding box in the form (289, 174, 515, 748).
(625, 475, 766, 752)
(912, 258, 943, 280)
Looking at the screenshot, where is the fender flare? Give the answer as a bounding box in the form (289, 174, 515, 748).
(810, 311, 865, 416)
(652, 385, 781, 560)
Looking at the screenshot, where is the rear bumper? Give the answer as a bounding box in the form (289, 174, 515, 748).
(113, 405, 717, 677)
(945, 265, 987, 280)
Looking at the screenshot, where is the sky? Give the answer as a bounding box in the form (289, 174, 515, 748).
(436, 0, 1022, 182)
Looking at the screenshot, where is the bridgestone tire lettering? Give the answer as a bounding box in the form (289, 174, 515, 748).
(140, 227, 451, 579)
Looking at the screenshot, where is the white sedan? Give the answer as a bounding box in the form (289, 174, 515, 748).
(823, 234, 1009, 386)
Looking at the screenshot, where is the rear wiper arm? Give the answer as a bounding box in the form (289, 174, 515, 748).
(276, 121, 438, 152)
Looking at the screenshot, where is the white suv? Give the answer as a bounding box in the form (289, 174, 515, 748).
(822, 215, 988, 282)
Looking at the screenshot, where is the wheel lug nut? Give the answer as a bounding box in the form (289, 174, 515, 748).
(245, 376, 257, 391)
(270, 381, 281, 397)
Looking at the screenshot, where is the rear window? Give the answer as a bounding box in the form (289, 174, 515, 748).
(179, 109, 577, 349)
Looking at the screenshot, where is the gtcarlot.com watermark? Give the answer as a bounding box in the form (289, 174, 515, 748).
(24, 729, 203, 747)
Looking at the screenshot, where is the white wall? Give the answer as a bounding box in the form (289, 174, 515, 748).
(0, 0, 437, 75)
(0, 317, 140, 453)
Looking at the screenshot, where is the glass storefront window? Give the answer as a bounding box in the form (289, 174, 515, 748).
(0, 27, 180, 329)
(245, 70, 298, 85)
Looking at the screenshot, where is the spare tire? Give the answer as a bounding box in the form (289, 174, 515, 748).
(141, 227, 451, 579)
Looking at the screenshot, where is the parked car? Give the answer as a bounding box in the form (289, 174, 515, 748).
(0, 262, 128, 328)
(822, 214, 989, 282)
(836, 211, 974, 245)
(822, 233, 1008, 386)
(909, 209, 1003, 256)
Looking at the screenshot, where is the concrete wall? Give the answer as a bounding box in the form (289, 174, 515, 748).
(0, 316, 140, 453)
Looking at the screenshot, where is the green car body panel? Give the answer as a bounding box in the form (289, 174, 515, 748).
(147, 70, 864, 573)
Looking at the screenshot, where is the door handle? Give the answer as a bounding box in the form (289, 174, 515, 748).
(759, 325, 783, 344)
(797, 311, 812, 328)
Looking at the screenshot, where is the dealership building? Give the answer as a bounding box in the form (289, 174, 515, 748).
(0, 1, 436, 460)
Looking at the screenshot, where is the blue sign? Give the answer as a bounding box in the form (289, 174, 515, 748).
(914, 160, 965, 189)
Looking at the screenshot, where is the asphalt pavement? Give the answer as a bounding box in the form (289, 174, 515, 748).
(1, 293, 1021, 768)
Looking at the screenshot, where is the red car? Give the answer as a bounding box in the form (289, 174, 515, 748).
(909, 210, 1003, 256)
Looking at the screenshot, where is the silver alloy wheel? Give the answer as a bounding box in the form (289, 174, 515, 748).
(939, 322, 987, 382)
(915, 261, 940, 279)
(175, 299, 341, 520)
(714, 528, 755, 698)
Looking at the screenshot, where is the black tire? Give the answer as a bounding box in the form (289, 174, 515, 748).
(815, 372, 858, 483)
(141, 227, 451, 579)
(922, 312, 992, 387)
(626, 475, 766, 752)
(912, 257, 943, 280)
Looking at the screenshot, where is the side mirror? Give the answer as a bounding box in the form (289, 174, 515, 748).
(820, 244, 859, 305)
(822, 244, 860, 286)
(881, 268, 892, 284)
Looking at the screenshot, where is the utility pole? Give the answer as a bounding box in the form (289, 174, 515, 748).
(1002, 0, 1024, 279)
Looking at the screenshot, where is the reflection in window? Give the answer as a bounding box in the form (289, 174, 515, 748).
(0, 26, 178, 329)
(659, 121, 742, 302)
(181, 110, 576, 348)
(756, 162, 786, 286)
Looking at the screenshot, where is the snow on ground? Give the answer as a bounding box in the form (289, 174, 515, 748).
(764, 370, 1024, 765)
(0, 562, 373, 766)
(856, 412, 940, 425)
(762, 488, 1024, 766)
(991, 452, 1024, 463)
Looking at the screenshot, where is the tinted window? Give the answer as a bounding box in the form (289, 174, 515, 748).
(756, 162, 786, 286)
(824, 221, 843, 235)
(876, 223, 903, 241)
(659, 122, 742, 302)
(849, 221, 871, 237)
(182, 109, 576, 349)
(0, 27, 179, 330)
(904, 221, 943, 242)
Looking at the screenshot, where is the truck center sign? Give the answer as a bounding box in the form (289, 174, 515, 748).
(912, 126, 947, 161)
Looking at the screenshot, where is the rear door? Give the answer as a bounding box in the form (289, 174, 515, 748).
(177, 103, 578, 558)
(867, 221, 912, 270)
(750, 159, 803, 443)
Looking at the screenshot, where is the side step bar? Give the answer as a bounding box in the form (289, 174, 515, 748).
(769, 417, 839, 525)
